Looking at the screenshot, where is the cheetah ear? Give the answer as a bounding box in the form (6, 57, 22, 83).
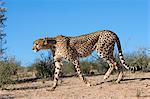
(43, 37, 48, 45)
(44, 37, 56, 45)
(49, 39, 56, 44)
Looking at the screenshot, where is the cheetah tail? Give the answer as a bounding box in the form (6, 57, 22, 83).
(116, 36, 142, 72)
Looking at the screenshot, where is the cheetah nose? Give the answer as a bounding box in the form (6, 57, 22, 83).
(32, 47, 34, 50)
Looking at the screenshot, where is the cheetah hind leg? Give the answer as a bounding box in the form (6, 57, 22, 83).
(103, 61, 123, 83)
(116, 66, 123, 83)
(103, 66, 114, 81)
(103, 59, 115, 81)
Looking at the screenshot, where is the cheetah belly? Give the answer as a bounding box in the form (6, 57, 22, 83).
(76, 44, 95, 57)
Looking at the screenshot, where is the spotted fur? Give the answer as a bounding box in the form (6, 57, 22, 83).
(32, 30, 141, 90)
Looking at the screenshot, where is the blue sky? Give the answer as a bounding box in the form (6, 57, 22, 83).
(5, 0, 149, 66)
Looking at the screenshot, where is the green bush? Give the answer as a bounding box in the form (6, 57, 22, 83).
(0, 61, 18, 87)
(61, 59, 109, 76)
(31, 54, 55, 79)
(125, 49, 150, 68)
(80, 60, 108, 75)
(80, 61, 91, 74)
(94, 59, 109, 74)
(62, 61, 75, 76)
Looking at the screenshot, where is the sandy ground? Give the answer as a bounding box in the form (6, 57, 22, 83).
(0, 72, 150, 99)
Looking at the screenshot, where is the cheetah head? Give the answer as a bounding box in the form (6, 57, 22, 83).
(32, 37, 56, 52)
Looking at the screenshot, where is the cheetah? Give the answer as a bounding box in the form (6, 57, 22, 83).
(32, 30, 141, 90)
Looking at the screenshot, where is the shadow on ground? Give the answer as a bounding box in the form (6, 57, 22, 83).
(2, 76, 150, 91)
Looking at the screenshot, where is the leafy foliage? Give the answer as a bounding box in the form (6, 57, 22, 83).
(31, 53, 55, 79)
(125, 48, 150, 68)
(0, 57, 19, 87)
(61, 61, 75, 76)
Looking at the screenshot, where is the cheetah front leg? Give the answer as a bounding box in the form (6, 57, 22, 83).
(72, 60, 91, 87)
(47, 57, 62, 91)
